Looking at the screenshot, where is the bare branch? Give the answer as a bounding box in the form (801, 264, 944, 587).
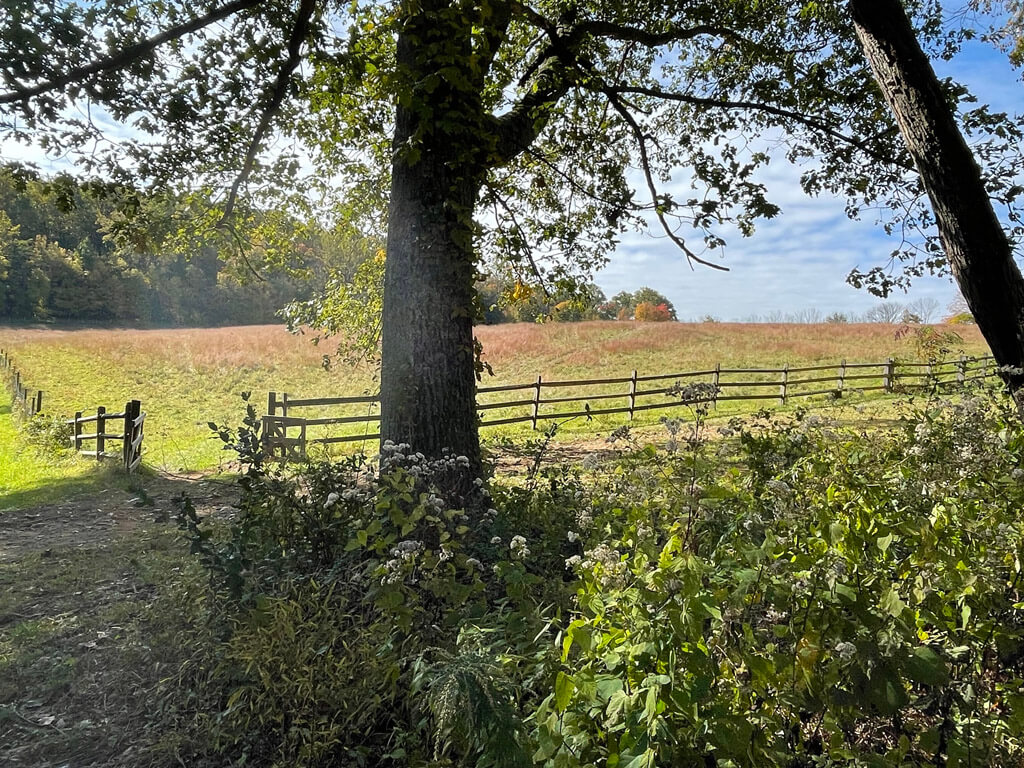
(218, 218, 268, 282)
(605, 83, 912, 171)
(219, 0, 318, 223)
(604, 89, 728, 272)
(0, 0, 264, 106)
(568, 19, 747, 49)
(487, 184, 552, 295)
(524, 146, 647, 211)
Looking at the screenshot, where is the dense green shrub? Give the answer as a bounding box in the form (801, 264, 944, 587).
(171, 408, 575, 766)
(539, 388, 1024, 767)
(21, 412, 74, 457)
(170, 383, 1024, 767)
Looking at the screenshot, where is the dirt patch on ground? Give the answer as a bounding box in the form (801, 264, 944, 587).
(0, 475, 237, 563)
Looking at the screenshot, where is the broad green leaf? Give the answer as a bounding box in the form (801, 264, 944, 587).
(554, 671, 574, 712)
(905, 646, 950, 687)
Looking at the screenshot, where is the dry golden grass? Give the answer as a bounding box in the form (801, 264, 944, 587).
(0, 321, 990, 471)
(477, 321, 987, 381)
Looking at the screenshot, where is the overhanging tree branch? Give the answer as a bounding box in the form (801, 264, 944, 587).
(604, 83, 911, 172)
(489, 60, 574, 166)
(219, 0, 318, 222)
(0, 0, 264, 106)
(603, 88, 728, 272)
(487, 184, 552, 296)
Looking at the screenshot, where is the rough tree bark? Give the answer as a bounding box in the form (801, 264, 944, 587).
(379, 3, 487, 477)
(850, 0, 1024, 392)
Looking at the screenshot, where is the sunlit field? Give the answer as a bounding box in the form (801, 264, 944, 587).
(0, 321, 990, 477)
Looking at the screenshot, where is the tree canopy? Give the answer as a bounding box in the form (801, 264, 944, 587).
(8, 2, 1019, 281)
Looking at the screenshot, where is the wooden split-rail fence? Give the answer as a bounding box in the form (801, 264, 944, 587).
(262, 354, 997, 460)
(67, 400, 146, 473)
(0, 349, 43, 419)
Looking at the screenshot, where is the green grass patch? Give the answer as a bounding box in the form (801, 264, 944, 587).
(0, 405, 112, 511)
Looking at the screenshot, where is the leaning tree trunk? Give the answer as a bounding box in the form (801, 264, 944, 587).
(850, 0, 1024, 393)
(379, 4, 486, 480)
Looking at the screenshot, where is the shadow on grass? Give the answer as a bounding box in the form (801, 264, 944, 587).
(0, 465, 136, 512)
(0, 463, 240, 513)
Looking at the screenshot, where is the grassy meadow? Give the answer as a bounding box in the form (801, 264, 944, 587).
(0, 321, 990, 501)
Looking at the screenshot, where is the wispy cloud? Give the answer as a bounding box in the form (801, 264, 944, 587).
(597, 40, 1021, 321)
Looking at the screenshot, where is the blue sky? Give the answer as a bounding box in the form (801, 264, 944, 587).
(597, 38, 1023, 321)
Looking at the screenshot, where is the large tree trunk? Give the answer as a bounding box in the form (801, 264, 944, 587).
(379, 4, 485, 478)
(850, 0, 1024, 392)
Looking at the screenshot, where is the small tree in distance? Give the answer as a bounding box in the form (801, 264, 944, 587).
(608, 287, 677, 321)
(863, 301, 906, 324)
(634, 302, 674, 322)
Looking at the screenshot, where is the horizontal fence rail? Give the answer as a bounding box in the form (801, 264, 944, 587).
(0, 349, 43, 419)
(67, 400, 146, 473)
(261, 354, 998, 460)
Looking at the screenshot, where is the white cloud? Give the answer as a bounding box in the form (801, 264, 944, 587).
(597, 41, 1022, 321)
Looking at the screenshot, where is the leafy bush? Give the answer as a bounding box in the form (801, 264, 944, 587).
(537, 387, 1024, 767)
(170, 409, 576, 766)
(945, 312, 976, 325)
(168, 383, 1024, 767)
(21, 412, 74, 457)
(634, 302, 673, 322)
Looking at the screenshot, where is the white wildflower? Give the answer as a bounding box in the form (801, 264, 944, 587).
(835, 641, 856, 661)
(510, 535, 530, 559)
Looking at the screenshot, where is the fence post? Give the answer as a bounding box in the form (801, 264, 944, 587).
(33, 390, 42, 415)
(957, 354, 967, 386)
(122, 400, 139, 470)
(268, 391, 277, 417)
(883, 358, 896, 393)
(531, 375, 542, 430)
(122, 401, 132, 468)
(837, 359, 847, 398)
(712, 363, 721, 410)
(73, 411, 82, 451)
(96, 406, 106, 461)
(281, 392, 289, 418)
(628, 370, 638, 420)
(779, 363, 789, 405)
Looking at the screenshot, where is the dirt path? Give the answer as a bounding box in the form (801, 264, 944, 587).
(0, 474, 237, 562)
(0, 473, 238, 768)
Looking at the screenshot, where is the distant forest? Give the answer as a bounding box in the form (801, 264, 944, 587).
(0, 166, 369, 326)
(0, 166, 680, 329)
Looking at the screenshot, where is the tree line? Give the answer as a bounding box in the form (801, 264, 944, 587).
(0, 167, 371, 326)
(476, 281, 678, 323)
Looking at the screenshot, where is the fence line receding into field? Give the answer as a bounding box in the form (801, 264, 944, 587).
(0, 349, 43, 419)
(67, 400, 146, 473)
(261, 354, 998, 460)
